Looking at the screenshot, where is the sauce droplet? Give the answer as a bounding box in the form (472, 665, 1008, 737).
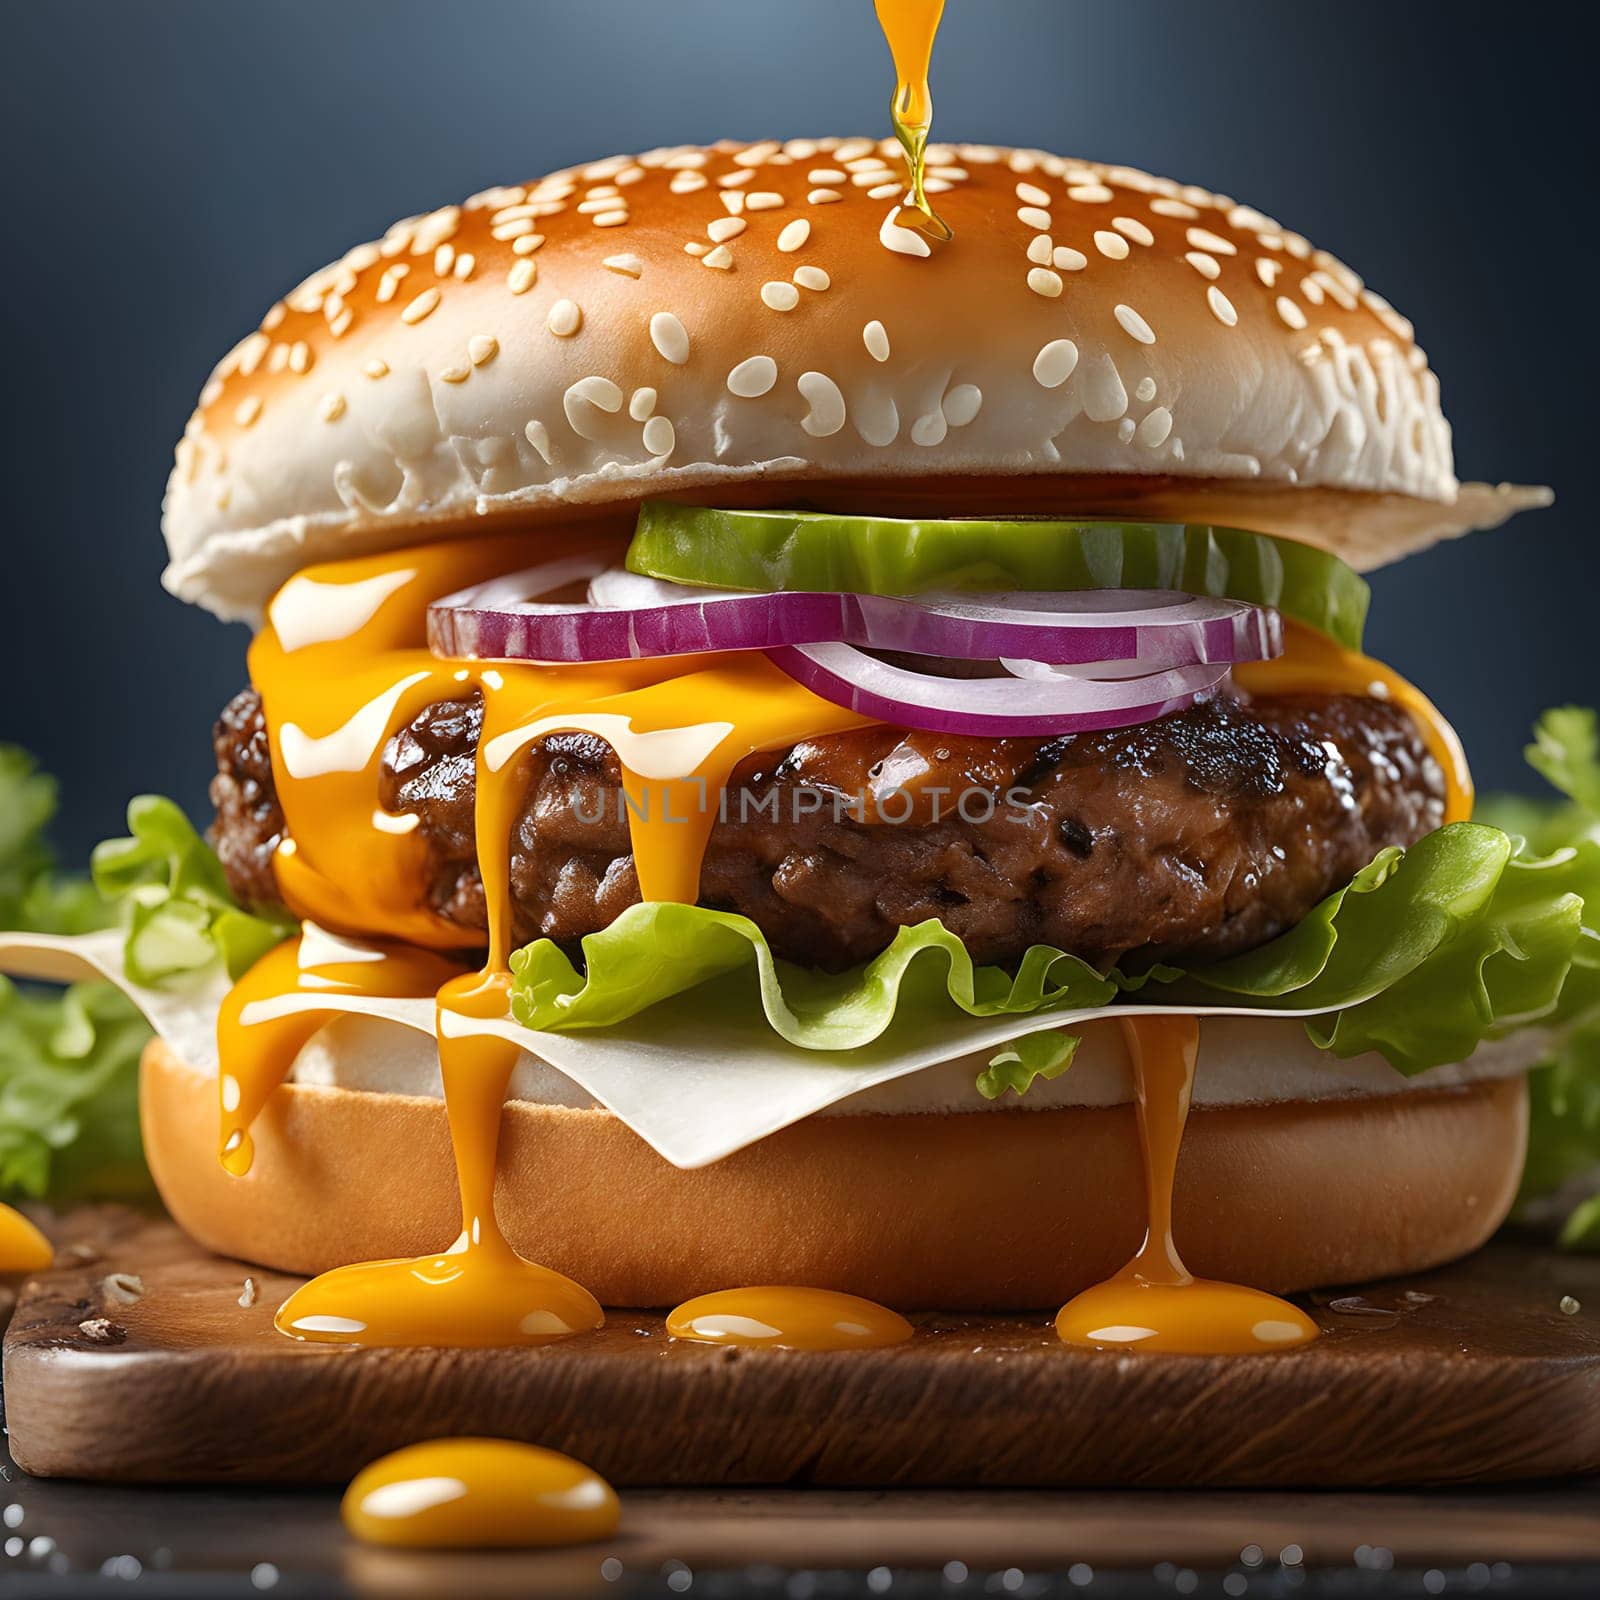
(1056, 1015, 1319, 1355)
(342, 1438, 619, 1549)
(667, 1286, 914, 1350)
(0, 1202, 53, 1274)
(873, 0, 953, 241)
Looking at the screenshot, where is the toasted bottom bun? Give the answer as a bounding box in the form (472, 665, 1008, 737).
(140, 1038, 1527, 1310)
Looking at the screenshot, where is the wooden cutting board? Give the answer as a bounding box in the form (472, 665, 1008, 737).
(4, 1207, 1598, 1488)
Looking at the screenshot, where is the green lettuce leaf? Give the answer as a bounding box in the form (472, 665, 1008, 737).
(510, 900, 1114, 1050)
(1526, 707, 1600, 818)
(0, 976, 150, 1200)
(91, 794, 293, 985)
(1171, 824, 1600, 1073)
(0, 745, 151, 1200)
(977, 1030, 1082, 1100)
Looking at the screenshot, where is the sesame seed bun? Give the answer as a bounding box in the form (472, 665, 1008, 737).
(139, 1035, 1527, 1308)
(162, 139, 1548, 621)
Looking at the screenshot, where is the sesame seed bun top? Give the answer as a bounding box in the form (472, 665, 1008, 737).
(162, 138, 1548, 621)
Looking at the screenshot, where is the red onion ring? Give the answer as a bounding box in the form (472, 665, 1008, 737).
(767, 643, 1232, 736)
(428, 566, 1281, 670)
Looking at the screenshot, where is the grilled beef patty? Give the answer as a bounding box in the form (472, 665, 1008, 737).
(212, 686, 1444, 971)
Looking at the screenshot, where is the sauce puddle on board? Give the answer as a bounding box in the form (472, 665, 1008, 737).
(214, 535, 871, 1347)
(874, 0, 953, 240)
(1056, 1015, 1319, 1355)
(667, 1286, 914, 1350)
(342, 1438, 619, 1549)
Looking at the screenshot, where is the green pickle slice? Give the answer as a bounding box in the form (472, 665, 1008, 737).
(626, 503, 1370, 651)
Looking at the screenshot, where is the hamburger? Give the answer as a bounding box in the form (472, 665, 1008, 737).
(11, 138, 1592, 1322)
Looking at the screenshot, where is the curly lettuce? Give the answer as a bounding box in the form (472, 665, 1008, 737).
(91, 794, 293, 985)
(0, 747, 148, 1199)
(511, 899, 1114, 1050)
(1, 754, 289, 1201)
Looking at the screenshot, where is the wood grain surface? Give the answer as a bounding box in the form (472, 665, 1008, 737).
(4, 1207, 1598, 1488)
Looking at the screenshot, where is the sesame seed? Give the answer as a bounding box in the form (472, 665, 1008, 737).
(1185, 251, 1221, 280)
(880, 212, 932, 257)
(1187, 227, 1237, 256)
(761, 280, 801, 311)
(1067, 184, 1114, 203)
(727, 354, 778, 397)
(629, 387, 657, 420)
(852, 170, 896, 189)
(1256, 258, 1282, 287)
(433, 244, 455, 276)
(524, 419, 553, 462)
(1033, 339, 1079, 388)
(1094, 231, 1130, 260)
(260, 304, 287, 331)
(512, 233, 545, 256)
(650, 311, 691, 364)
(1016, 181, 1052, 207)
(469, 334, 499, 365)
(702, 245, 735, 269)
(563, 374, 624, 436)
(576, 198, 619, 214)
(1300, 276, 1326, 307)
(863, 320, 891, 362)
(593, 210, 629, 228)
(509, 259, 538, 294)
(234, 395, 262, 427)
(375, 264, 409, 304)
(1027, 267, 1064, 298)
(868, 183, 902, 200)
(809, 188, 844, 205)
(1027, 235, 1054, 265)
(746, 192, 784, 210)
(492, 219, 535, 241)
(1017, 205, 1053, 230)
(401, 287, 441, 324)
(642, 415, 676, 456)
(548, 298, 583, 336)
(1114, 304, 1156, 344)
(363, 359, 389, 379)
(670, 172, 708, 193)
(287, 340, 310, 373)
(604, 254, 644, 278)
(1135, 376, 1157, 402)
(721, 191, 746, 216)
(439, 364, 470, 384)
(777, 219, 812, 252)
(1081, 353, 1129, 421)
(453, 253, 476, 281)
(1276, 296, 1308, 330)
(1207, 286, 1239, 327)
(944, 384, 983, 426)
(1112, 216, 1154, 246)
(1053, 246, 1088, 271)
(911, 410, 948, 447)
(707, 216, 747, 243)
(808, 168, 848, 184)
(797, 370, 847, 436)
(268, 343, 289, 373)
(684, 242, 708, 257)
(793, 265, 830, 291)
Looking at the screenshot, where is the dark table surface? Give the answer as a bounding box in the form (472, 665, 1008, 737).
(4, 1405, 1600, 1599)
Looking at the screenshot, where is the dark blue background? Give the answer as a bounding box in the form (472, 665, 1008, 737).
(3, 0, 1590, 857)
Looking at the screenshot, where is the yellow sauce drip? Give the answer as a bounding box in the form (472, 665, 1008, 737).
(1236, 619, 1473, 824)
(874, 0, 953, 240)
(0, 1202, 53, 1274)
(218, 534, 872, 1346)
(1056, 1015, 1319, 1354)
(666, 1286, 914, 1350)
(342, 1438, 619, 1549)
